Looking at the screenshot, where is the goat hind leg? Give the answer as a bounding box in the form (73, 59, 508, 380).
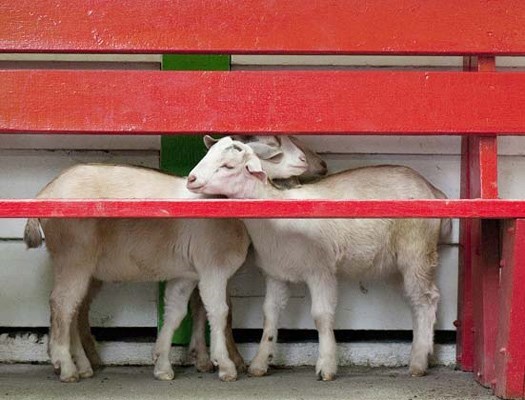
(49, 265, 92, 383)
(78, 279, 103, 370)
(188, 289, 214, 373)
(70, 311, 94, 378)
(225, 293, 246, 373)
(189, 289, 245, 374)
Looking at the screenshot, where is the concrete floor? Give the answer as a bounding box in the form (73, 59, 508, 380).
(0, 364, 495, 400)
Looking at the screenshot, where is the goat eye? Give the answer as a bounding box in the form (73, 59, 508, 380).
(266, 153, 284, 163)
(221, 164, 234, 170)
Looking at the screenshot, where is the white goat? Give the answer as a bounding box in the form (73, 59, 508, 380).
(23, 136, 326, 383)
(187, 136, 450, 380)
(187, 135, 327, 373)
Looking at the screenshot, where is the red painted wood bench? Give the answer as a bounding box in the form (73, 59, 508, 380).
(2, 1, 525, 397)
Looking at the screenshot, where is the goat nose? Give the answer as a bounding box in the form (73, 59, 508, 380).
(299, 154, 307, 163)
(187, 174, 197, 183)
(320, 160, 327, 169)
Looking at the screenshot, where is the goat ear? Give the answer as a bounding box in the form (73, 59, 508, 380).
(203, 135, 218, 149)
(245, 159, 268, 183)
(231, 135, 250, 143)
(247, 142, 282, 160)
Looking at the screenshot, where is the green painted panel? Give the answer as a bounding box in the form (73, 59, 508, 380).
(158, 55, 230, 345)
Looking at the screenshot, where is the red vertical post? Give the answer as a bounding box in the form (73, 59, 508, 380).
(495, 219, 525, 399)
(457, 56, 476, 372)
(471, 56, 500, 388)
(457, 56, 499, 384)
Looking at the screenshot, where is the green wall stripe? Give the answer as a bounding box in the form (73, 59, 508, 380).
(158, 55, 231, 345)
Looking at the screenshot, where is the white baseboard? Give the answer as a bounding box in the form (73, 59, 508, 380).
(0, 334, 456, 367)
(0, 333, 455, 368)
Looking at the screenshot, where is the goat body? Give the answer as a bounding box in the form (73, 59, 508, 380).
(188, 138, 448, 380)
(26, 164, 249, 382)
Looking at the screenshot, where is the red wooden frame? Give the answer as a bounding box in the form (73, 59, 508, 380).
(3, 70, 525, 135)
(457, 56, 500, 386)
(3, 199, 525, 219)
(1, 0, 525, 55)
(3, 1, 525, 398)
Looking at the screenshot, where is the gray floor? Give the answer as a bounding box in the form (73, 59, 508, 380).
(0, 364, 495, 400)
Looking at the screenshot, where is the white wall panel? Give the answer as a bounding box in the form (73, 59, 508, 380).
(0, 149, 159, 238)
(231, 246, 457, 331)
(0, 242, 157, 327)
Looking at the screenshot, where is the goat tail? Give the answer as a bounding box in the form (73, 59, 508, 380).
(24, 218, 43, 248)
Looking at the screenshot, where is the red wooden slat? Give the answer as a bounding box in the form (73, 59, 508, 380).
(495, 219, 525, 399)
(3, 70, 525, 135)
(3, 199, 525, 219)
(1, 0, 525, 55)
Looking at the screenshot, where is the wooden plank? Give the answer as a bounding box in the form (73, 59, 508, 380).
(3, 71, 525, 135)
(3, 199, 525, 219)
(1, 1, 525, 55)
(495, 219, 525, 399)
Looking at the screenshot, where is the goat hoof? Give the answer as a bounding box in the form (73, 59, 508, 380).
(409, 368, 427, 377)
(219, 363, 238, 382)
(60, 373, 80, 383)
(317, 371, 336, 381)
(248, 366, 268, 377)
(154, 370, 175, 381)
(78, 367, 94, 379)
(195, 359, 215, 373)
(219, 371, 237, 382)
(234, 360, 247, 374)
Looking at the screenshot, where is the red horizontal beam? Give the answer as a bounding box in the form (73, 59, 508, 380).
(2, 199, 525, 219)
(1, 1, 525, 55)
(3, 70, 525, 135)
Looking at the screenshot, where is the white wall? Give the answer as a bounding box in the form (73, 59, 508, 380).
(1, 54, 525, 333)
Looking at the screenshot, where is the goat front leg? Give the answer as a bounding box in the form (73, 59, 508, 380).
(198, 273, 237, 382)
(307, 274, 338, 381)
(153, 278, 197, 380)
(248, 277, 289, 377)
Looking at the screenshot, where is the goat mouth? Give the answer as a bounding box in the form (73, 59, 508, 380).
(289, 165, 308, 172)
(186, 183, 204, 191)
